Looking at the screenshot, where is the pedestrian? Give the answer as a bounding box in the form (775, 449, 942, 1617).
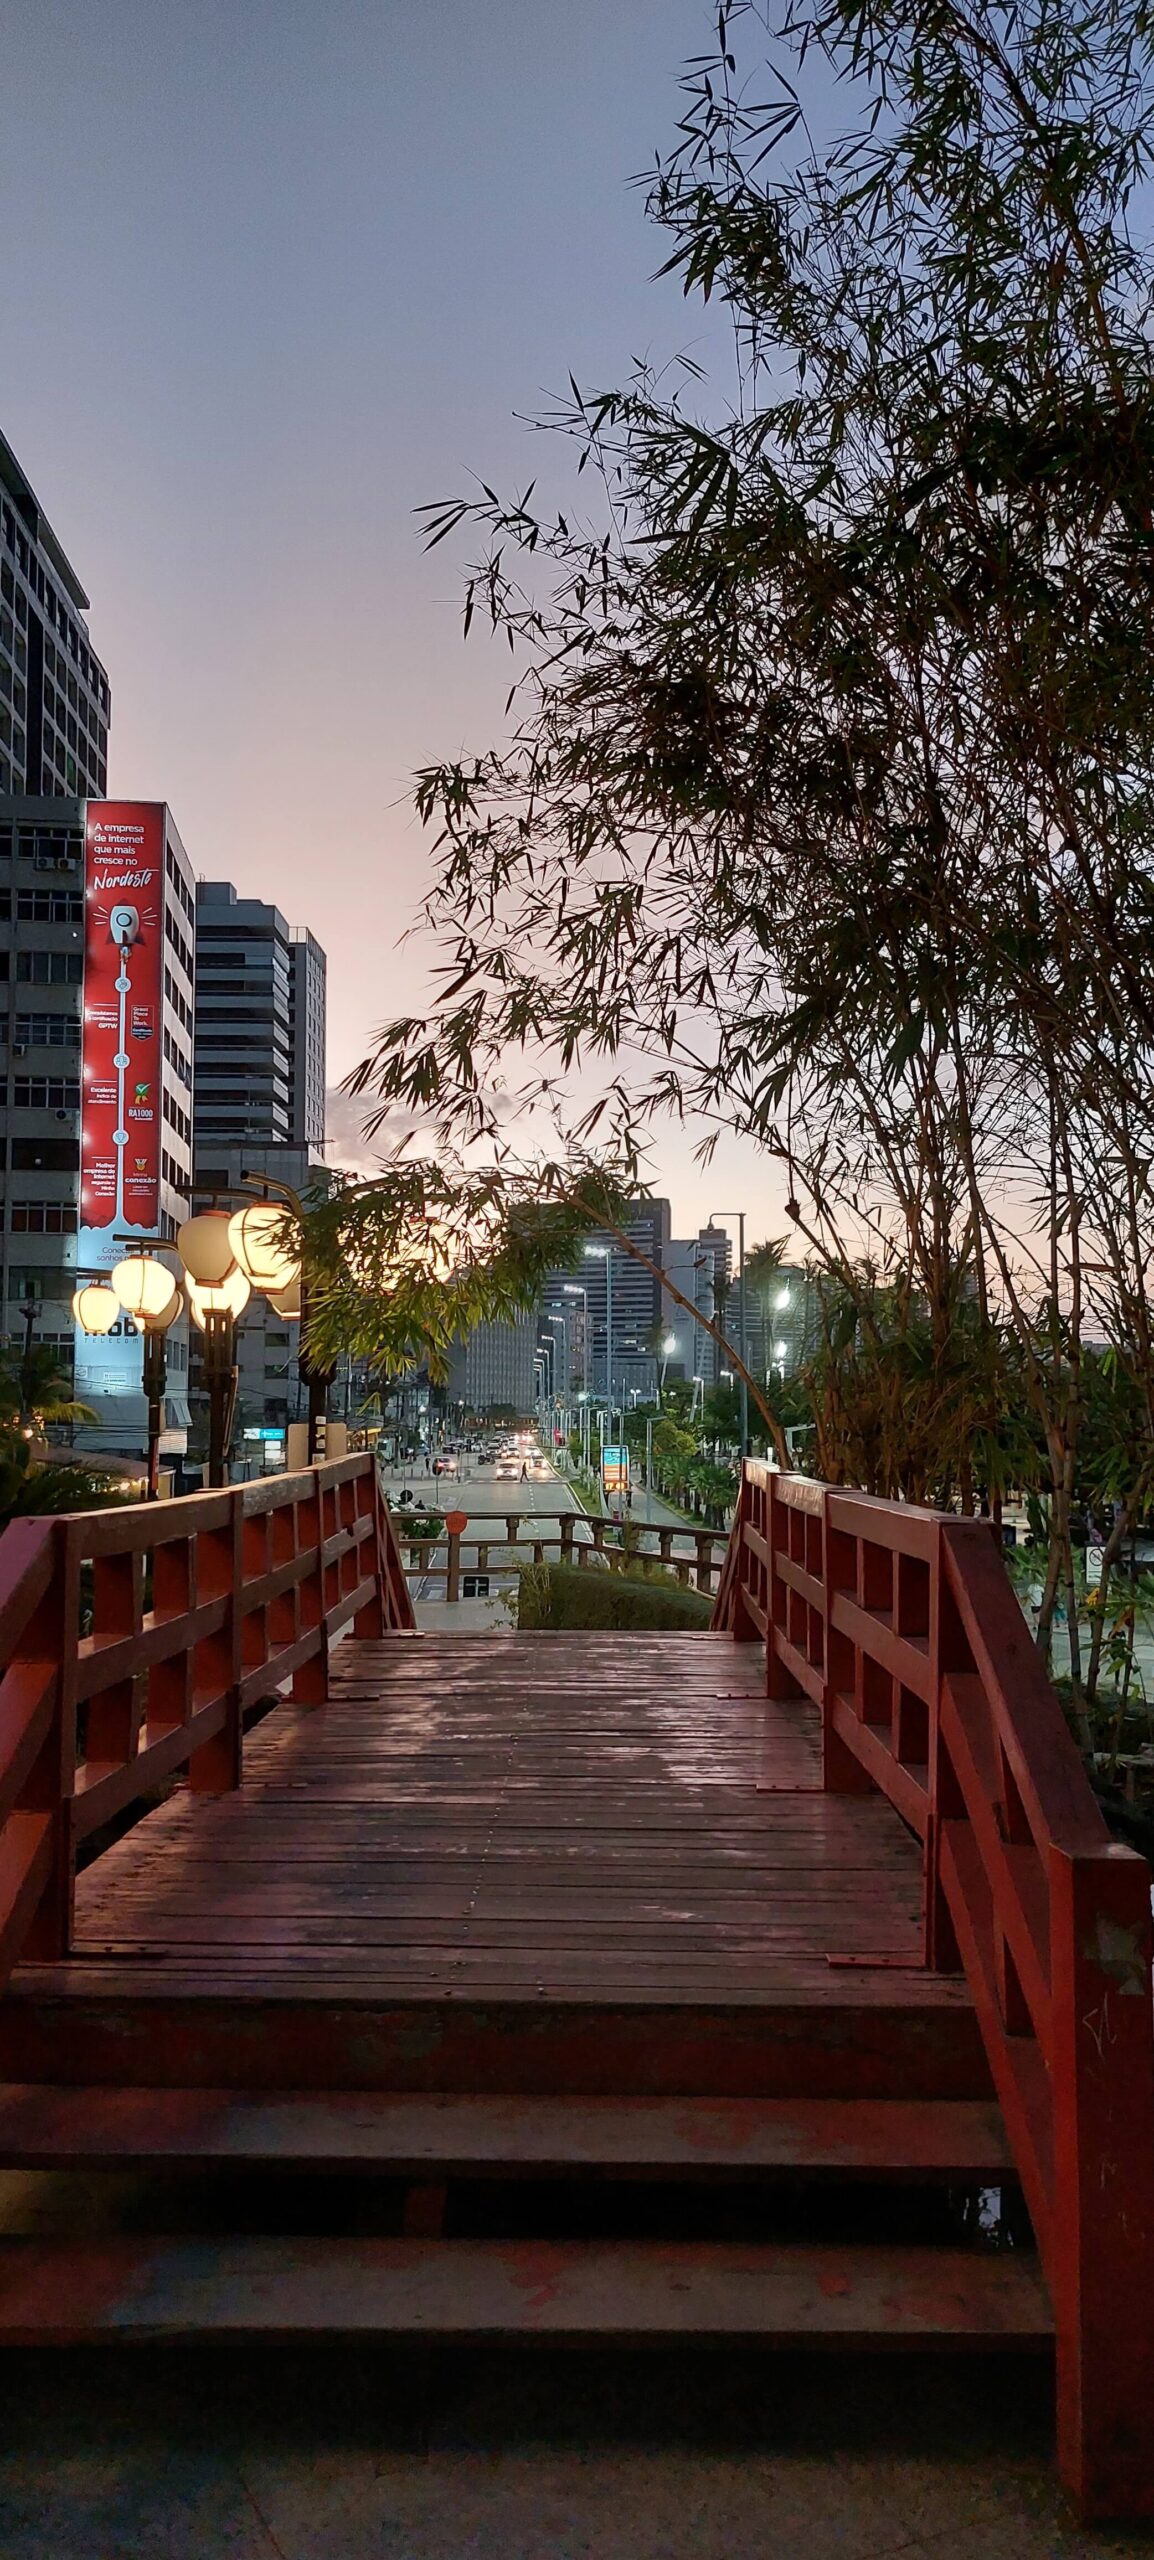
(520, 1460, 528, 1481)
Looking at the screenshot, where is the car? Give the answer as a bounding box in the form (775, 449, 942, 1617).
(495, 1458, 520, 1481)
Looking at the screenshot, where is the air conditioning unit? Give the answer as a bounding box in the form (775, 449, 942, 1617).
(34, 852, 56, 872)
(13, 1045, 27, 1058)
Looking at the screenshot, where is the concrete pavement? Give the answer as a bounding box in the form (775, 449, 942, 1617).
(0, 2336, 1129, 2558)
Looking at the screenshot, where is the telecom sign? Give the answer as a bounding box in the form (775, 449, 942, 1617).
(79, 803, 164, 1267)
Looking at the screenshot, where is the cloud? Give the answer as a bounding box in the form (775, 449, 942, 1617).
(324, 1086, 424, 1176)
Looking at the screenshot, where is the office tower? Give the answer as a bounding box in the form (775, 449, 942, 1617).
(0, 796, 195, 1453)
(544, 1199, 672, 1407)
(193, 882, 326, 1156)
(0, 430, 110, 801)
(289, 930, 326, 1147)
(447, 1316, 539, 1421)
(190, 891, 327, 1466)
(661, 1224, 733, 1390)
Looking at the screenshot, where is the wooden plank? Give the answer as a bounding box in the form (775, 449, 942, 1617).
(0, 2234, 1052, 2346)
(0, 1988, 992, 2099)
(0, 2087, 1013, 2179)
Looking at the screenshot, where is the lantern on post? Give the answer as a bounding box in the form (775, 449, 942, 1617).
(183, 1265, 250, 1489)
(104, 1254, 185, 1499)
(227, 1200, 301, 1294)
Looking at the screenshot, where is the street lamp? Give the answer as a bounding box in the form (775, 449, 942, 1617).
(73, 1190, 303, 1499)
(73, 1251, 183, 1500)
(582, 1244, 615, 1439)
(709, 1210, 748, 1459)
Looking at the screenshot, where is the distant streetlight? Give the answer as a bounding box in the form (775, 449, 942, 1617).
(709, 1210, 748, 1458)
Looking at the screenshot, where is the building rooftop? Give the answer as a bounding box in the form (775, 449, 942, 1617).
(0, 426, 92, 615)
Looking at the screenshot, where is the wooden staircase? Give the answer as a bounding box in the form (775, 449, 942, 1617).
(0, 2081, 1046, 2351)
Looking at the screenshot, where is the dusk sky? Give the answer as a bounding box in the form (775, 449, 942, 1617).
(2, 0, 786, 1234)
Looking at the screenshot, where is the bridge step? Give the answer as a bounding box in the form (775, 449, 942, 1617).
(0, 1988, 991, 2100)
(0, 2086, 1013, 2180)
(0, 2234, 1052, 2346)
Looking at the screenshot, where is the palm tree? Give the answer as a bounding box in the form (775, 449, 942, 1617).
(0, 1342, 95, 1438)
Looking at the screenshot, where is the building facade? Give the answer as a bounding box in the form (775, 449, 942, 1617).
(660, 1224, 733, 1391)
(0, 431, 110, 802)
(0, 796, 195, 1455)
(189, 890, 328, 1463)
(447, 1317, 538, 1421)
(193, 881, 326, 1158)
(544, 1199, 672, 1410)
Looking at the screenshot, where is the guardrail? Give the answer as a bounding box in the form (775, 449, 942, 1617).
(392, 1506, 728, 1601)
(713, 1459, 1154, 2520)
(0, 1454, 414, 1990)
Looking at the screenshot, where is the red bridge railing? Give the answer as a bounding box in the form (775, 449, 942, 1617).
(0, 1453, 413, 1989)
(713, 1460, 1154, 2520)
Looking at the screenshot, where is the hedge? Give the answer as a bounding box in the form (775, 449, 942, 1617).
(517, 1560, 714, 1632)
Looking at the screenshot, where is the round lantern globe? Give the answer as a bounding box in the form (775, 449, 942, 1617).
(268, 1277, 302, 1320)
(177, 1212, 237, 1286)
(111, 1255, 180, 1322)
(227, 1201, 300, 1292)
(130, 1280, 183, 1333)
(71, 1283, 120, 1336)
(185, 1267, 251, 1331)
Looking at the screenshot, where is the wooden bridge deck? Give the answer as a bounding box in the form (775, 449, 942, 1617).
(3, 1460, 1151, 2516)
(0, 1632, 979, 2096)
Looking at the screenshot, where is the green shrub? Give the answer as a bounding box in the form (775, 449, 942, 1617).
(517, 1560, 714, 1632)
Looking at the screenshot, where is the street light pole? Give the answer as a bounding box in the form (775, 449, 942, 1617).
(710, 1209, 748, 1458)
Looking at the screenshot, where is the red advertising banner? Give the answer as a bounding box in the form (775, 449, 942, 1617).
(81, 804, 164, 1245)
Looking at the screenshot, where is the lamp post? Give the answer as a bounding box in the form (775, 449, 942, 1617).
(583, 1244, 616, 1445)
(74, 1254, 183, 1499)
(73, 1192, 301, 1498)
(231, 1183, 328, 1462)
(709, 1209, 748, 1459)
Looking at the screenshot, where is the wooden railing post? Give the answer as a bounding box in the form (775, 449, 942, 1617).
(5, 1520, 73, 1964)
(189, 1488, 243, 1786)
(291, 1470, 330, 1706)
(354, 1465, 388, 1636)
(446, 1526, 462, 1603)
(1048, 1841, 1154, 2519)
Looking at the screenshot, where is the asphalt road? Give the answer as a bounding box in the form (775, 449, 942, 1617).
(378, 1457, 587, 1528)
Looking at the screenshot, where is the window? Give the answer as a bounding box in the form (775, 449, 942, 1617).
(15, 1014, 79, 1048)
(14, 889, 83, 924)
(13, 1077, 80, 1109)
(9, 1202, 75, 1233)
(15, 951, 83, 984)
(11, 1137, 79, 1171)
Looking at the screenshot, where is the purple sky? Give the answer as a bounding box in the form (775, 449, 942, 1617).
(3, 0, 789, 1235)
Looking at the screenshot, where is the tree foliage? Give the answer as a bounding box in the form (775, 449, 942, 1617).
(330, 0, 1154, 1705)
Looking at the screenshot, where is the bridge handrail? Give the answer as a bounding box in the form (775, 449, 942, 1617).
(392, 1507, 727, 1600)
(0, 1453, 413, 1990)
(713, 1459, 1154, 2517)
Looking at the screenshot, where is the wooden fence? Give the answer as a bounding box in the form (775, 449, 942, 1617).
(395, 1507, 727, 1601)
(0, 1454, 413, 1990)
(713, 1459, 1154, 2519)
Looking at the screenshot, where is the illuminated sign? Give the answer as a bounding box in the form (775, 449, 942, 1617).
(79, 804, 164, 1266)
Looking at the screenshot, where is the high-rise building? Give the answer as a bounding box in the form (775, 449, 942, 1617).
(0, 796, 195, 1456)
(0, 431, 110, 801)
(193, 881, 326, 1157)
(289, 930, 326, 1148)
(544, 1199, 672, 1408)
(660, 1224, 733, 1389)
(447, 1317, 538, 1421)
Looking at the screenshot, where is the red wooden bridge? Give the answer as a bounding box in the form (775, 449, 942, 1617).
(0, 1452, 1152, 2521)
